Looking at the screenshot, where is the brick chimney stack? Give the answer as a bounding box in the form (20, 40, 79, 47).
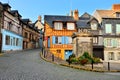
(38, 16, 41, 22)
(112, 4, 120, 11)
(73, 10, 79, 20)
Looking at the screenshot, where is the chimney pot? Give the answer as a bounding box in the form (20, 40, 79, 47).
(38, 16, 41, 22)
(73, 9, 79, 20)
(112, 4, 120, 11)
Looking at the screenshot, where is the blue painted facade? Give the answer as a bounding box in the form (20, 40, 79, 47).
(1, 29, 23, 51)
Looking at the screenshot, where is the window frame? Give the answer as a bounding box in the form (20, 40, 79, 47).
(116, 12, 120, 18)
(55, 36, 62, 44)
(108, 52, 114, 60)
(67, 37, 72, 44)
(5, 35, 10, 45)
(116, 24, 120, 34)
(105, 24, 112, 34)
(117, 39, 120, 48)
(54, 22, 63, 30)
(93, 37, 98, 44)
(91, 23, 97, 30)
(67, 22, 75, 30)
(106, 38, 112, 47)
(117, 52, 120, 60)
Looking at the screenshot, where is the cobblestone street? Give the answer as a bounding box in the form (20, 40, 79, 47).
(0, 49, 120, 80)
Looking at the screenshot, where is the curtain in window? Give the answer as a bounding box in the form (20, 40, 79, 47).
(116, 24, 120, 34)
(105, 24, 112, 33)
(67, 23, 75, 30)
(54, 22, 62, 30)
(112, 39, 117, 47)
(68, 37, 72, 44)
(58, 37, 62, 44)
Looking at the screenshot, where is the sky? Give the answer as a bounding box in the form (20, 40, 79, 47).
(1, 0, 120, 23)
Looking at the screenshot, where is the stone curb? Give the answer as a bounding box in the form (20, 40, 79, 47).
(40, 52, 120, 73)
(40, 52, 58, 65)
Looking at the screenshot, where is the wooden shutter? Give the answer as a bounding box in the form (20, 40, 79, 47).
(62, 36, 65, 44)
(52, 36, 55, 44)
(65, 36, 68, 44)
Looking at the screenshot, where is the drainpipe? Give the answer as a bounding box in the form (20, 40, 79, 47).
(76, 38, 79, 57)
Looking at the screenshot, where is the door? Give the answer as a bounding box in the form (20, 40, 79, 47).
(65, 50, 73, 60)
(48, 37, 50, 48)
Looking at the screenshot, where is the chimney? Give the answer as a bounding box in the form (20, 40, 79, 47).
(73, 10, 79, 20)
(38, 16, 41, 22)
(112, 4, 120, 11)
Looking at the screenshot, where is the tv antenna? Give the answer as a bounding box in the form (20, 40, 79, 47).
(70, 0, 73, 10)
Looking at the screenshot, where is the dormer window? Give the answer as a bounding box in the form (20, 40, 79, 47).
(116, 12, 120, 18)
(54, 22, 63, 30)
(67, 22, 75, 30)
(91, 23, 97, 30)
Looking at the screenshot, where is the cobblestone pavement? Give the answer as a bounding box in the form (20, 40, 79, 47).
(0, 49, 120, 80)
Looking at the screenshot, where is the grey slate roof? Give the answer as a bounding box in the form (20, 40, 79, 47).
(77, 12, 95, 29)
(44, 13, 100, 29)
(44, 15, 75, 28)
(21, 19, 30, 24)
(2, 3, 11, 8)
(10, 10, 22, 17)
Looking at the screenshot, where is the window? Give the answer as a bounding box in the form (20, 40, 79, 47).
(116, 13, 120, 18)
(24, 32, 28, 38)
(104, 39, 117, 47)
(11, 38, 12, 46)
(6, 35, 10, 45)
(116, 24, 120, 34)
(93, 37, 98, 44)
(18, 39, 22, 46)
(18, 27, 20, 34)
(7, 22, 12, 30)
(105, 24, 112, 34)
(52, 36, 72, 44)
(54, 22, 63, 30)
(117, 39, 120, 47)
(13, 37, 15, 46)
(68, 37, 72, 44)
(16, 38, 19, 46)
(117, 52, 120, 60)
(57, 50, 61, 53)
(55, 36, 62, 44)
(67, 23, 75, 30)
(106, 39, 112, 47)
(91, 23, 97, 30)
(108, 52, 114, 60)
